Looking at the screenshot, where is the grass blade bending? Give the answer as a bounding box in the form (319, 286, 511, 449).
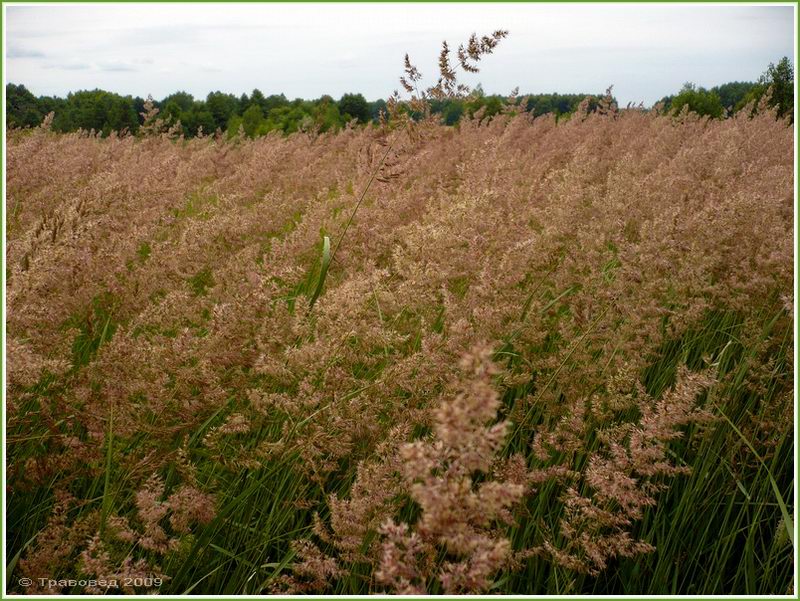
(308, 235, 331, 309)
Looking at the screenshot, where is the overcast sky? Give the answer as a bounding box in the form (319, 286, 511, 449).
(4, 3, 796, 106)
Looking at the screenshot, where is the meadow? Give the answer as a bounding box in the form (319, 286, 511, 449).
(5, 91, 795, 594)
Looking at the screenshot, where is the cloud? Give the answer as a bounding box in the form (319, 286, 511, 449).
(7, 46, 45, 59)
(5, 4, 793, 105)
(98, 61, 138, 72)
(114, 25, 200, 47)
(43, 62, 90, 71)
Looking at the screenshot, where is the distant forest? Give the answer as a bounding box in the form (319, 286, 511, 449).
(5, 57, 793, 137)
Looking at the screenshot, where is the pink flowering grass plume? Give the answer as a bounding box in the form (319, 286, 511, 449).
(5, 29, 793, 595)
(375, 344, 525, 594)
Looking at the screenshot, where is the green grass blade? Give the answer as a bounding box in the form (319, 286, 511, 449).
(714, 403, 794, 549)
(99, 405, 114, 537)
(6, 533, 37, 588)
(308, 235, 331, 308)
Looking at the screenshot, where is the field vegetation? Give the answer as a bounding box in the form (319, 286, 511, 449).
(5, 33, 795, 595)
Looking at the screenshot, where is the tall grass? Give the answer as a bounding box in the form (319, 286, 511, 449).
(5, 55, 794, 593)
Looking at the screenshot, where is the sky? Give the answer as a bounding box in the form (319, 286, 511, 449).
(4, 3, 796, 106)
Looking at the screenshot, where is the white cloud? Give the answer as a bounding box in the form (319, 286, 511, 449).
(7, 45, 45, 59)
(4, 3, 795, 105)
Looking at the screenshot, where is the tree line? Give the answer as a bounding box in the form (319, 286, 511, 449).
(6, 57, 792, 137)
(658, 57, 793, 120)
(5, 84, 606, 138)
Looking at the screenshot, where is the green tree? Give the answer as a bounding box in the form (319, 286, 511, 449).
(6, 83, 43, 128)
(710, 81, 756, 112)
(103, 95, 138, 135)
(47, 89, 138, 135)
(441, 100, 464, 125)
(735, 58, 794, 121)
(465, 92, 503, 120)
(759, 57, 794, 119)
(670, 83, 724, 118)
(249, 88, 266, 112)
(338, 93, 370, 123)
(205, 91, 239, 130)
(161, 91, 194, 112)
(182, 104, 215, 137)
(163, 100, 184, 124)
(263, 94, 288, 113)
(312, 96, 343, 132)
(241, 104, 265, 138)
(38, 95, 67, 122)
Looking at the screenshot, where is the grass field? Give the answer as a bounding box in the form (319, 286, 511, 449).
(5, 100, 794, 595)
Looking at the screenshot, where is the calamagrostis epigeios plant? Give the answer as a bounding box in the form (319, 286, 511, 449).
(6, 34, 792, 593)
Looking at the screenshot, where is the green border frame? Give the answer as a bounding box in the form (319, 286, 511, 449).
(0, 1, 796, 599)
